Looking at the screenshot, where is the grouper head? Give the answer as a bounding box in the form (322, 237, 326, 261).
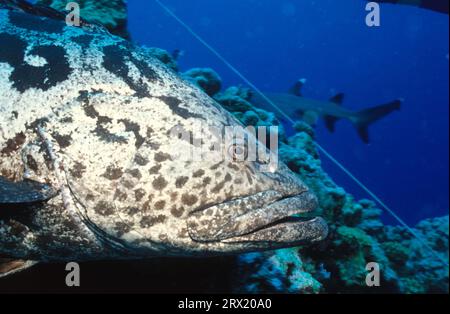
(41, 85, 328, 259)
(0, 3, 327, 260)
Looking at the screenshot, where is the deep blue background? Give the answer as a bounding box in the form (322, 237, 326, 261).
(128, 0, 449, 225)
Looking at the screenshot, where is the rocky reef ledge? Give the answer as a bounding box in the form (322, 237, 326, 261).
(180, 66, 449, 294)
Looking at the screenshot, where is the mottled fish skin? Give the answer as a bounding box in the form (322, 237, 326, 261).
(0, 3, 327, 261)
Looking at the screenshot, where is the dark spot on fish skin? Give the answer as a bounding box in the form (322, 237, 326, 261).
(168, 125, 200, 146)
(102, 166, 123, 180)
(122, 180, 135, 189)
(114, 189, 128, 202)
(79, 91, 128, 144)
(134, 189, 145, 202)
(69, 161, 86, 178)
(118, 119, 145, 148)
(102, 45, 159, 98)
(246, 165, 256, 175)
(72, 34, 95, 49)
(158, 96, 204, 120)
(51, 132, 72, 149)
(171, 206, 184, 218)
(0, 33, 72, 92)
(143, 200, 151, 212)
(149, 164, 161, 174)
(210, 161, 223, 170)
(154, 200, 166, 210)
(175, 176, 189, 188)
(127, 207, 139, 215)
(228, 163, 240, 171)
(170, 192, 178, 201)
(126, 169, 142, 179)
(9, 11, 65, 34)
(193, 169, 205, 178)
(246, 171, 253, 185)
(140, 215, 166, 228)
(26, 154, 39, 172)
(152, 176, 168, 191)
(211, 174, 232, 194)
(11, 111, 18, 119)
(181, 194, 198, 206)
(1, 132, 26, 155)
(115, 222, 131, 237)
(134, 188, 146, 201)
(94, 201, 114, 216)
(154, 152, 171, 162)
(234, 178, 243, 185)
(134, 154, 149, 166)
(82, 104, 102, 120)
(203, 177, 211, 186)
(211, 182, 225, 194)
(60, 116, 73, 123)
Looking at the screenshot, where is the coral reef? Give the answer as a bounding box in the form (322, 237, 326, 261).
(189, 66, 449, 294)
(182, 68, 222, 96)
(144, 47, 178, 72)
(37, 0, 129, 38)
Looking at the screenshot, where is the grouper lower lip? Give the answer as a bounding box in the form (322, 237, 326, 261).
(187, 190, 327, 244)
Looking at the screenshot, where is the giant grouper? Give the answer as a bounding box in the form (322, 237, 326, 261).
(0, 0, 327, 277)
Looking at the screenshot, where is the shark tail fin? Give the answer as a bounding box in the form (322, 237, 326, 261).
(353, 99, 402, 143)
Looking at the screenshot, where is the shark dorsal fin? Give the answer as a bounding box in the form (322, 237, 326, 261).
(288, 78, 307, 97)
(330, 93, 345, 105)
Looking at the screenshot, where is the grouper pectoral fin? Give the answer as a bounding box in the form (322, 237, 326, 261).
(0, 258, 38, 278)
(0, 176, 56, 204)
(288, 78, 307, 97)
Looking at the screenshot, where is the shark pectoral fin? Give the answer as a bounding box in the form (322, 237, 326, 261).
(0, 176, 56, 204)
(0, 259, 38, 278)
(323, 115, 340, 132)
(288, 78, 307, 97)
(329, 93, 345, 105)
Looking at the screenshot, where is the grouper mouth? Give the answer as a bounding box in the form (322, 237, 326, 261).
(187, 190, 328, 246)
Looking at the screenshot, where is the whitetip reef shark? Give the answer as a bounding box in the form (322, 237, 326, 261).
(0, 0, 327, 277)
(251, 79, 402, 143)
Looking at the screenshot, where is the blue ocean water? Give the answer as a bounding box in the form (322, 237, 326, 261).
(128, 0, 449, 225)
